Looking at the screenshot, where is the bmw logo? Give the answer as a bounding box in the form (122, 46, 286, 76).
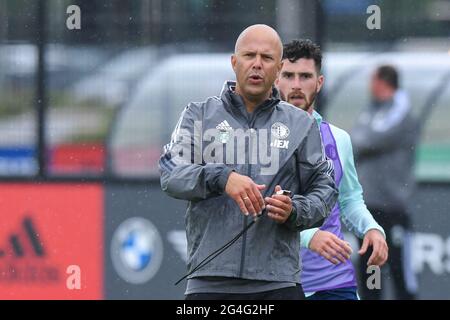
(111, 217, 163, 284)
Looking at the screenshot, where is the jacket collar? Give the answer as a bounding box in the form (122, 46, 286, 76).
(220, 80, 280, 114)
(312, 110, 323, 125)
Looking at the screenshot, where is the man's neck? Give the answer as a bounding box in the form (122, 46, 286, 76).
(235, 86, 271, 114)
(242, 97, 263, 113)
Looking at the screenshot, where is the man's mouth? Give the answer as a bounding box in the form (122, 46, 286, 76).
(289, 93, 305, 104)
(248, 74, 264, 84)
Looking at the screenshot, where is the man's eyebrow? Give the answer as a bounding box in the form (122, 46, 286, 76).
(240, 50, 275, 55)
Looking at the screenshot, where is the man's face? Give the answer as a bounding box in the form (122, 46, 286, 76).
(231, 34, 282, 102)
(370, 74, 392, 102)
(276, 58, 323, 113)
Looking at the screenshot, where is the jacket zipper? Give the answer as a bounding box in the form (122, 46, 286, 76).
(237, 100, 276, 277)
(239, 114, 259, 278)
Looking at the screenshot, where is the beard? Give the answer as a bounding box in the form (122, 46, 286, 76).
(287, 86, 318, 112)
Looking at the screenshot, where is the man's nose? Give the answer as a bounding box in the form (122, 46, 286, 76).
(252, 55, 262, 69)
(292, 75, 302, 89)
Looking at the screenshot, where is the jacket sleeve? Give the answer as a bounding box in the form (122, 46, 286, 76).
(159, 103, 234, 201)
(338, 132, 386, 239)
(300, 227, 319, 248)
(284, 120, 339, 231)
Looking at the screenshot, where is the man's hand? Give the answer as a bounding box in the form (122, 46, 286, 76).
(358, 229, 388, 266)
(265, 185, 293, 224)
(225, 172, 265, 217)
(309, 230, 353, 264)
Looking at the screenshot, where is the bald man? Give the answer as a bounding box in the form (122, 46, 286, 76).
(159, 24, 338, 300)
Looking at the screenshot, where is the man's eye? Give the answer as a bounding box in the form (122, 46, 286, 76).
(283, 74, 293, 79)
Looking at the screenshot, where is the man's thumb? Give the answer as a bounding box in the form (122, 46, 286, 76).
(275, 185, 282, 192)
(359, 237, 369, 255)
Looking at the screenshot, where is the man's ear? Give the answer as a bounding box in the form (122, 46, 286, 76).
(317, 74, 324, 93)
(231, 54, 237, 72)
(276, 60, 284, 78)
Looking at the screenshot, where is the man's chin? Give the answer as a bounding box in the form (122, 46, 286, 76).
(289, 101, 308, 111)
(245, 87, 270, 99)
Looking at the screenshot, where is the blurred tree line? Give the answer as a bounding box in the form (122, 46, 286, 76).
(0, 0, 448, 46)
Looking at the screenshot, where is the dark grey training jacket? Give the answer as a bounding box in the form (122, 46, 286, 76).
(352, 89, 419, 213)
(159, 81, 338, 283)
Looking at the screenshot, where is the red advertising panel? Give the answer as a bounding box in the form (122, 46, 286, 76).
(0, 184, 103, 299)
(49, 143, 105, 174)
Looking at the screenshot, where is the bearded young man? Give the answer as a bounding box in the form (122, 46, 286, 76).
(276, 39, 388, 300)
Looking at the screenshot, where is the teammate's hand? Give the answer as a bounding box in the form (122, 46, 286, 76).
(309, 230, 353, 264)
(265, 185, 293, 224)
(359, 229, 388, 266)
(225, 172, 265, 217)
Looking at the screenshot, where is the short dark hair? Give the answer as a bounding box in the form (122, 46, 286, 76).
(282, 39, 322, 73)
(375, 65, 399, 89)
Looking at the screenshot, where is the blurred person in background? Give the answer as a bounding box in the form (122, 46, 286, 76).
(352, 65, 419, 300)
(276, 39, 388, 300)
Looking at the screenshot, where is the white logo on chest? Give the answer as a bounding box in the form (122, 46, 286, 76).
(271, 122, 290, 149)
